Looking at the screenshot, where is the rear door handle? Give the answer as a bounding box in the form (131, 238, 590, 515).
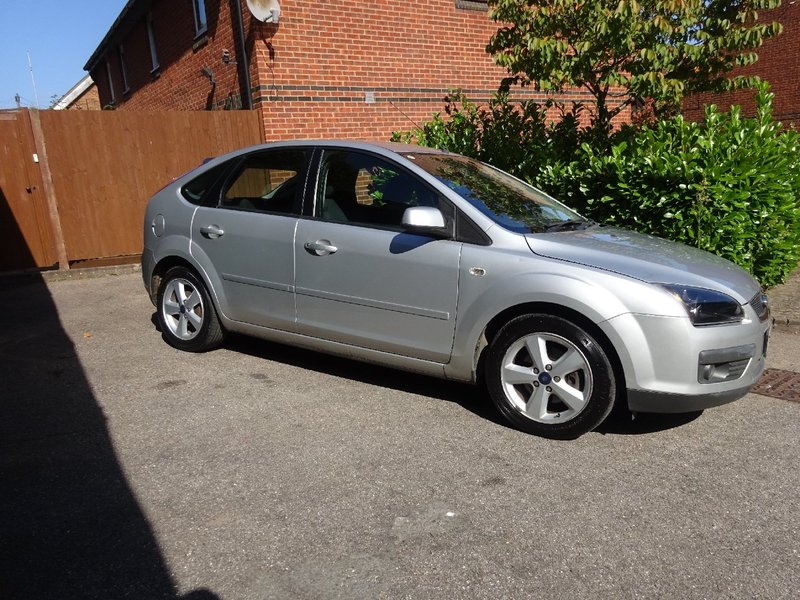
(304, 239, 338, 256)
(200, 225, 224, 239)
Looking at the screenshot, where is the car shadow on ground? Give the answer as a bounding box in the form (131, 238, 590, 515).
(0, 268, 219, 598)
(596, 406, 703, 435)
(203, 327, 705, 438)
(222, 331, 508, 427)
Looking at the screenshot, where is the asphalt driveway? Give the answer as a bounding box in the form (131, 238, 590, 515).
(1, 270, 798, 599)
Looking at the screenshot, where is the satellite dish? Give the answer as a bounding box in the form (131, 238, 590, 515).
(246, 0, 280, 23)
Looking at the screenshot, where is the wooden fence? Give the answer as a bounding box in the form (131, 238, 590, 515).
(0, 109, 264, 272)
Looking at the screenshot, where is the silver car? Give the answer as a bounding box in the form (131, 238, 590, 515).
(142, 141, 770, 438)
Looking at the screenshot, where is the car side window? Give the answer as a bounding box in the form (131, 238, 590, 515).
(181, 162, 229, 205)
(316, 150, 439, 228)
(220, 150, 308, 215)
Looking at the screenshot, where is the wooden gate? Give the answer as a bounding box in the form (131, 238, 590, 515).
(0, 111, 57, 270)
(0, 109, 264, 271)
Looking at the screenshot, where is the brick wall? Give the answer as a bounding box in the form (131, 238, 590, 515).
(91, 1, 249, 111)
(249, 0, 608, 140)
(65, 84, 101, 111)
(683, 4, 799, 127)
(89, 0, 624, 140)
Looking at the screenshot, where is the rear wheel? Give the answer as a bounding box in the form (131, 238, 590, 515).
(157, 266, 223, 352)
(485, 314, 616, 439)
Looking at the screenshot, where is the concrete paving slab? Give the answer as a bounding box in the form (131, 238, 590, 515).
(765, 265, 800, 333)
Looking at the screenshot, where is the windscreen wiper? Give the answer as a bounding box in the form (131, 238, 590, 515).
(542, 219, 594, 233)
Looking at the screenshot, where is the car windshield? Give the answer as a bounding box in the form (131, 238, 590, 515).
(403, 153, 588, 234)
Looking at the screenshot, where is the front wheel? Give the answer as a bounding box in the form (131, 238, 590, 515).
(157, 266, 224, 352)
(485, 314, 616, 439)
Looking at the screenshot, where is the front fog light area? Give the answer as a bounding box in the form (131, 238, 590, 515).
(661, 284, 744, 326)
(698, 344, 755, 383)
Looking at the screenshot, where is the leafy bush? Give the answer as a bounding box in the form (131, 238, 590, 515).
(391, 90, 583, 184)
(395, 86, 800, 287)
(542, 86, 800, 287)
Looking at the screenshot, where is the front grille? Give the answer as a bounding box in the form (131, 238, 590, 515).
(749, 291, 770, 321)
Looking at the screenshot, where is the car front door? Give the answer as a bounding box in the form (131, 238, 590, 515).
(191, 148, 310, 330)
(294, 149, 461, 363)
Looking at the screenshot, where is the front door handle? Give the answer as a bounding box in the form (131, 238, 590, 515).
(304, 239, 338, 256)
(200, 224, 225, 239)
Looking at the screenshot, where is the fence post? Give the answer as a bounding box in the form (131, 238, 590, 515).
(28, 109, 69, 270)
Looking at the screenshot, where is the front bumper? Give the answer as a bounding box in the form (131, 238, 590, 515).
(627, 385, 757, 414)
(601, 308, 770, 414)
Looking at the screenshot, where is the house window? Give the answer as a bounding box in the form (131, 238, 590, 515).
(192, 0, 208, 36)
(118, 45, 129, 94)
(105, 61, 116, 103)
(455, 0, 488, 9)
(147, 13, 160, 71)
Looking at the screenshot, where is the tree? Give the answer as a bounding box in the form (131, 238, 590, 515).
(486, 0, 783, 134)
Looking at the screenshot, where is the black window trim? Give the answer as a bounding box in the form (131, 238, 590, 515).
(179, 161, 234, 206)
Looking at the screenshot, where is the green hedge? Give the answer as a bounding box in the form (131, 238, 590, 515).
(394, 87, 800, 287)
(391, 90, 584, 182)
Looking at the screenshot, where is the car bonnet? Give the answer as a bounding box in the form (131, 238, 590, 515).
(525, 226, 761, 303)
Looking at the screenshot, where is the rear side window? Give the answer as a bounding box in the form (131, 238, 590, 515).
(180, 163, 229, 205)
(220, 150, 308, 215)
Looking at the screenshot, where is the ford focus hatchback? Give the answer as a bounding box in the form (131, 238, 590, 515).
(142, 141, 770, 438)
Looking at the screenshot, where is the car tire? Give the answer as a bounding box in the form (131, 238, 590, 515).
(157, 266, 224, 352)
(485, 314, 616, 439)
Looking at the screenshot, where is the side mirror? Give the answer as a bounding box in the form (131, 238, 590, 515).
(401, 206, 452, 238)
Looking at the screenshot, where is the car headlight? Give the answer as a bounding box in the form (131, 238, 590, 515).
(661, 284, 744, 326)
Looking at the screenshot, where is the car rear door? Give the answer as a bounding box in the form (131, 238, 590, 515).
(293, 148, 461, 363)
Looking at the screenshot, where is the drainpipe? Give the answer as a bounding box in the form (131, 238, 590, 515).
(233, 0, 253, 109)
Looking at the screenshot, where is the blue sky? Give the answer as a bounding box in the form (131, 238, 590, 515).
(0, 1, 129, 109)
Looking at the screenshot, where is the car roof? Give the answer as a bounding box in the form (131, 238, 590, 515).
(228, 139, 453, 158)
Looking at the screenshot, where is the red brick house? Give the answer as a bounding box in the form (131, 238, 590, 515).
(684, 3, 799, 127)
(84, 0, 591, 140)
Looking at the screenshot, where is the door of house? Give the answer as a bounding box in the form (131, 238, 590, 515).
(0, 111, 56, 270)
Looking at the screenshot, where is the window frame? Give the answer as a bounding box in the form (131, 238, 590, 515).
(454, 0, 488, 10)
(146, 12, 160, 72)
(192, 0, 208, 37)
(311, 148, 452, 234)
(215, 148, 313, 216)
(180, 161, 232, 206)
(118, 44, 130, 94)
(105, 60, 116, 104)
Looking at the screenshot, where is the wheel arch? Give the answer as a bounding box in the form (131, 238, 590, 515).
(149, 256, 198, 305)
(476, 302, 627, 397)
